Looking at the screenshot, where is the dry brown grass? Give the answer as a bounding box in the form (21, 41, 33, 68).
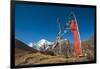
(15, 52, 66, 65)
(15, 51, 92, 66)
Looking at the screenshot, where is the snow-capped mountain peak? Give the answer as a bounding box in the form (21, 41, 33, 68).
(37, 39, 48, 46)
(28, 39, 53, 51)
(28, 42, 33, 47)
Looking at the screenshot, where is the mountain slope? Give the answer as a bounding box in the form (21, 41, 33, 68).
(29, 39, 53, 51)
(15, 39, 38, 66)
(15, 39, 55, 66)
(15, 39, 37, 53)
(81, 35, 95, 60)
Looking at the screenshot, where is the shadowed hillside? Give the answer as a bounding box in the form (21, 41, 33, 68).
(15, 39, 38, 66)
(15, 39, 38, 53)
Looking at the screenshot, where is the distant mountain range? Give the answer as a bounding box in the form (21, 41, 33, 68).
(15, 38, 55, 56)
(28, 39, 54, 51)
(28, 38, 71, 56)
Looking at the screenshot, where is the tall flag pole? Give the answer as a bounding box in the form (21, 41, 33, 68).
(68, 12, 82, 57)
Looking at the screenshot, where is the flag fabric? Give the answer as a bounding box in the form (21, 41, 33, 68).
(68, 13, 81, 57)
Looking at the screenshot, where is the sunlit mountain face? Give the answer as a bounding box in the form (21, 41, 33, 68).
(28, 39, 54, 51)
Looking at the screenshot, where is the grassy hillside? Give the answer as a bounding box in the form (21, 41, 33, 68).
(15, 39, 38, 66)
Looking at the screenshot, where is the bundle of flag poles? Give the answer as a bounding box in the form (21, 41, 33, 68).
(64, 13, 82, 57)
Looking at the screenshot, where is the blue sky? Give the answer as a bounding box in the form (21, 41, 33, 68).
(15, 3, 95, 44)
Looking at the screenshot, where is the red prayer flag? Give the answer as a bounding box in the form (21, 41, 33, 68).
(69, 14, 81, 57)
